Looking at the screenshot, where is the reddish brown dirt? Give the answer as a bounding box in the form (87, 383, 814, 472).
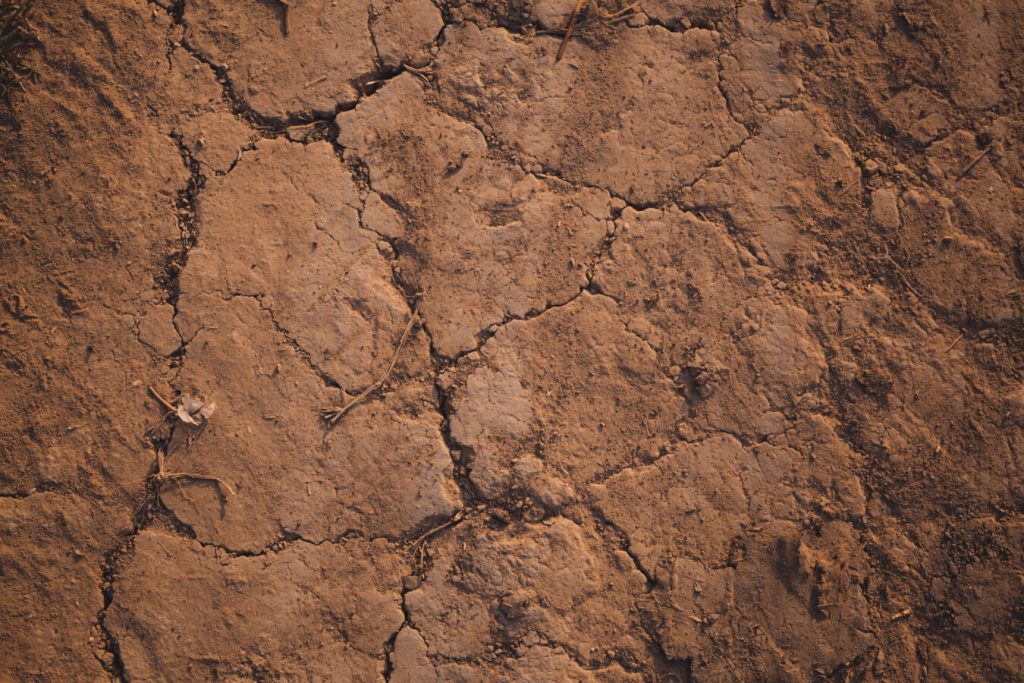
(1, 0, 1024, 680)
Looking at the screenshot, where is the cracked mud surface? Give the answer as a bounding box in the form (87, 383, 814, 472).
(1, 0, 1023, 680)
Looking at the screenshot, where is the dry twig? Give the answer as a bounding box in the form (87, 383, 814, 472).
(403, 62, 433, 85)
(555, 0, 640, 62)
(278, 0, 290, 37)
(883, 252, 921, 299)
(146, 386, 234, 497)
(156, 470, 235, 496)
(556, 0, 587, 62)
(321, 307, 420, 425)
(148, 385, 176, 412)
(411, 508, 468, 548)
(955, 144, 992, 182)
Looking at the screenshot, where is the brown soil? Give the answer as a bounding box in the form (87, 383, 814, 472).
(2, 0, 1023, 680)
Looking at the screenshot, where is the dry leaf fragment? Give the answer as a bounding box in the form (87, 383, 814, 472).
(175, 404, 199, 425)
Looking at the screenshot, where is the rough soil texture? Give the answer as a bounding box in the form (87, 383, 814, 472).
(1, 0, 1023, 680)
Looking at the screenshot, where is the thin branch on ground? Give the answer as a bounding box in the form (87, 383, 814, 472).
(277, 0, 290, 37)
(555, 0, 639, 62)
(556, 0, 587, 62)
(956, 144, 992, 181)
(410, 508, 468, 549)
(146, 386, 235, 498)
(321, 306, 420, 425)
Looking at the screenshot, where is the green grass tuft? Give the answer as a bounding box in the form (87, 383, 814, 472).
(0, 0, 35, 101)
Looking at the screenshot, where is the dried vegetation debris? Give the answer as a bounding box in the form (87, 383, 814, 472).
(1, 0, 1024, 681)
(0, 0, 34, 100)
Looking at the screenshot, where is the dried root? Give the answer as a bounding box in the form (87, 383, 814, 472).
(147, 386, 234, 499)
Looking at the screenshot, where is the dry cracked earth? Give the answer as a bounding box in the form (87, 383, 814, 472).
(1, 0, 1024, 680)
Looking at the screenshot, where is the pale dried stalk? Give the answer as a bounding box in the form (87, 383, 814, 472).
(322, 307, 420, 425)
(147, 386, 234, 497)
